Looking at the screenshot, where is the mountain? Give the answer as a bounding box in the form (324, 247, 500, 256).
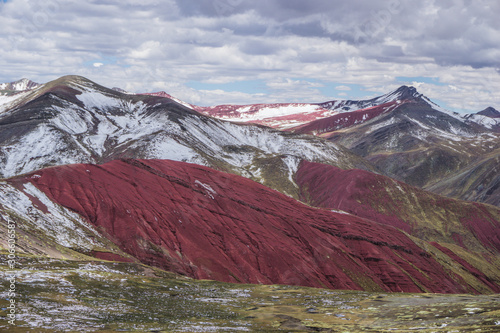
(477, 107, 500, 118)
(464, 107, 500, 132)
(165, 84, 499, 208)
(0, 75, 372, 200)
(0, 75, 499, 295)
(0, 78, 40, 92)
(317, 85, 428, 110)
(155, 85, 426, 130)
(296, 160, 500, 254)
(0, 78, 42, 113)
(2, 158, 499, 293)
(326, 101, 497, 183)
(288, 101, 403, 135)
(2, 76, 498, 207)
(282, 86, 500, 208)
(287, 86, 439, 135)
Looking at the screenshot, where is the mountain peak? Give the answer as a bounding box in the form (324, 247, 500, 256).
(0, 78, 40, 91)
(391, 85, 422, 100)
(370, 85, 425, 106)
(40, 75, 121, 97)
(51, 75, 95, 86)
(477, 106, 500, 118)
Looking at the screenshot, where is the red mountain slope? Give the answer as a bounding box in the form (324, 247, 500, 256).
(15, 159, 500, 293)
(289, 101, 403, 136)
(192, 103, 336, 129)
(296, 160, 500, 254)
(140, 93, 338, 129)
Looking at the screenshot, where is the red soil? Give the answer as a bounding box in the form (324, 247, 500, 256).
(291, 101, 400, 135)
(17, 159, 499, 293)
(295, 160, 500, 254)
(430, 242, 499, 293)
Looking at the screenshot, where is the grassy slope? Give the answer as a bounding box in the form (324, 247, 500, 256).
(296, 161, 500, 294)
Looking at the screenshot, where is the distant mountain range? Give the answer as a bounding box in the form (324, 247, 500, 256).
(151, 82, 500, 207)
(0, 75, 499, 294)
(142, 85, 500, 132)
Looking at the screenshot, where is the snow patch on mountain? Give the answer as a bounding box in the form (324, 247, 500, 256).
(76, 91, 122, 110)
(227, 104, 327, 122)
(405, 116, 475, 142)
(0, 124, 92, 178)
(195, 180, 217, 199)
(145, 135, 204, 164)
(51, 105, 91, 134)
(364, 118, 398, 134)
(283, 155, 301, 187)
(0, 181, 103, 249)
(465, 114, 500, 129)
(0, 90, 31, 113)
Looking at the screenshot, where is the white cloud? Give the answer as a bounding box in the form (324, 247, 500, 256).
(0, 0, 498, 111)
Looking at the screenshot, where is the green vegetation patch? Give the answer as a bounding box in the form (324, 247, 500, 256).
(1, 255, 499, 332)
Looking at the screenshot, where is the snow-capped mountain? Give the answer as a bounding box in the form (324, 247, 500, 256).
(192, 102, 338, 129)
(303, 94, 500, 207)
(0, 78, 40, 91)
(143, 85, 430, 130)
(464, 107, 500, 131)
(0, 75, 371, 199)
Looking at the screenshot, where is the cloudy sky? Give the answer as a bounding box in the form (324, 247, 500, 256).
(1, 0, 499, 112)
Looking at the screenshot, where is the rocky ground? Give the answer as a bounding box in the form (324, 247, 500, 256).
(1, 254, 499, 332)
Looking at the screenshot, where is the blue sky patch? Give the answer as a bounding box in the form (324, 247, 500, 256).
(396, 76, 445, 86)
(187, 80, 267, 95)
(317, 82, 377, 101)
(83, 56, 123, 68)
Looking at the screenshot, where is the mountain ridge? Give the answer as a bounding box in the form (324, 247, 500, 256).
(477, 106, 500, 118)
(0, 75, 374, 202)
(2, 75, 499, 209)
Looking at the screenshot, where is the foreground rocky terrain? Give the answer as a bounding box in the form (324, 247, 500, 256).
(1, 255, 500, 332)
